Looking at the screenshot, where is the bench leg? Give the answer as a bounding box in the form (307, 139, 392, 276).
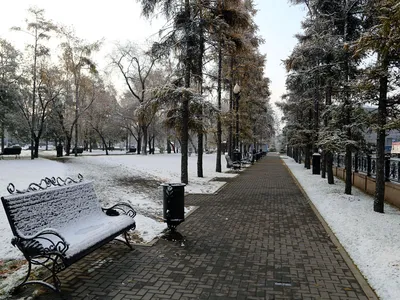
(113, 232, 133, 249)
(12, 256, 63, 294)
(124, 232, 133, 249)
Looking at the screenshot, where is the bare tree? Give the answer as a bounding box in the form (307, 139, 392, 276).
(111, 42, 158, 155)
(12, 7, 56, 158)
(59, 28, 100, 156)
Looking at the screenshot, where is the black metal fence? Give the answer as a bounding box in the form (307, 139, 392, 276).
(333, 154, 400, 183)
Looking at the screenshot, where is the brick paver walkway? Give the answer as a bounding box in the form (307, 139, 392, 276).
(16, 155, 375, 299)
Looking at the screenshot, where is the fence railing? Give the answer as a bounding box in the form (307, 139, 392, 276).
(333, 154, 400, 183)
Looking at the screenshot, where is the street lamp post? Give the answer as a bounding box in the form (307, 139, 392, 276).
(31, 126, 35, 160)
(233, 83, 241, 151)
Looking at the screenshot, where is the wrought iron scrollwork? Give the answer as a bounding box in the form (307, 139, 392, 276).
(11, 229, 69, 292)
(7, 174, 84, 194)
(102, 203, 136, 248)
(12, 229, 69, 258)
(102, 202, 137, 219)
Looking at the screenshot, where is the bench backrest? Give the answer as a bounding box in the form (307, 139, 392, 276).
(225, 155, 233, 168)
(72, 148, 83, 154)
(1, 181, 102, 237)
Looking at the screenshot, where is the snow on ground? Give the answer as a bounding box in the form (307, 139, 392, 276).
(0, 151, 237, 298)
(282, 155, 400, 300)
(1, 152, 397, 299)
(0, 151, 236, 261)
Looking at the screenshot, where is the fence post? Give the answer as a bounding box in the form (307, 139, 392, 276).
(367, 155, 371, 177)
(385, 156, 390, 182)
(354, 152, 359, 173)
(397, 162, 400, 183)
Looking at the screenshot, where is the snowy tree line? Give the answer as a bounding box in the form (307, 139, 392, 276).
(0, 1, 275, 184)
(278, 0, 400, 213)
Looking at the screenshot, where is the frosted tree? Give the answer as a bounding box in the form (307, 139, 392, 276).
(355, 0, 400, 213)
(85, 82, 124, 155)
(287, 0, 367, 193)
(0, 39, 20, 152)
(58, 28, 100, 156)
(111, 43, 159, 155)
(207, 0, 260, 171)
(137, 0, 196, 183)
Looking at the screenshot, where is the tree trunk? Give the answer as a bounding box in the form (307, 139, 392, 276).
(103, 139, 109, 155)
(374, 57, 388, 213)
(74, 91, 79, 157)
(65, 136, 72, 156)
(196, 4, 205, 178)
(142, 125, 148, 155)
(197, 133, 203, 177)
(215, 37, 223, 173)
(152, 135, 155, 154)
(343, 11, 352, 195)
(326, 151, 334, 184)
(305, 145, 311, 169)
(345, 147, 352, 194)
(313, 69, 320, 175)
(167, 137, 171, 153)
(137, 133, 142, 155)
(31, 32, 38, 160)
(34, 136, 40, 158)
(180, 0, 191, 184)
(321, 151, 326, 178)
(298, 148, 302, 164)
(1, 120, 4, 152)
(324, 80, 332, 181)
(228, 56, 234, 158)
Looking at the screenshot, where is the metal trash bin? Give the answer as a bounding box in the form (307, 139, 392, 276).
(56, 143, 63, 157)
(161, 183, 185, 231)
(312, 153, 321, 175)
(232, 150, 241, 162)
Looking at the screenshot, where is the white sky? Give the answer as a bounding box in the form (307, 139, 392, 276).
(0, 0, 306, 116)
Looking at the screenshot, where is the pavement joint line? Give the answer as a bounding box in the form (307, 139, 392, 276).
(280, 157, 379, 300)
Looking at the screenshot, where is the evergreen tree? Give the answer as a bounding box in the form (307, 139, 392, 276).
(0, 39, 20, 151)
(356, 0, 400, 212)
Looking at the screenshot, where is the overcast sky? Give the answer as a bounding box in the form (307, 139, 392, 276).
(0, 0, 306, 115)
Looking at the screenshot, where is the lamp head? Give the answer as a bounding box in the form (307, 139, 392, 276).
(233, 83, 241, 94)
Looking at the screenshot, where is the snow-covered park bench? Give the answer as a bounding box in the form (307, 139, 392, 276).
(0, 146, 22, 159)
(1, 174, 136, 293)
(225, 154, 241, 170)
(71, 147, 84, 155)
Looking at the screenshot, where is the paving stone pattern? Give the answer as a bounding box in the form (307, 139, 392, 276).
(21, 155, 370, 299)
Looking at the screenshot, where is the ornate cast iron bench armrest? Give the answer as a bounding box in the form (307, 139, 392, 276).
(12, 228, 69, 258)
(102, 202, 137, 218)
(9, 228, 69, 292)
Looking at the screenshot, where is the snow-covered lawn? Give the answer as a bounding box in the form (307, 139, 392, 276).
(0, 152, 235, 260)
(282, 155, 400, 300)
